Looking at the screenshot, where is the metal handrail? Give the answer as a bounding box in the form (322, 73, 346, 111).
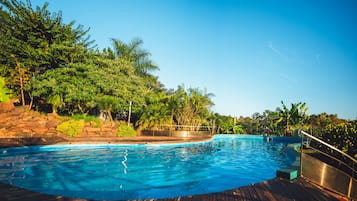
(300, 130, 357, 165)
(158, 124, 213, 129)
(301, 141, 357, 175)
(300, 130, 356, 200)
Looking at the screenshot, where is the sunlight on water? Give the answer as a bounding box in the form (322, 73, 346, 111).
(0, 135, 297, 200)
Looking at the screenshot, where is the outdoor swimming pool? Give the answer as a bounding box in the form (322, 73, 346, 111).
(0, 135, 299, 200)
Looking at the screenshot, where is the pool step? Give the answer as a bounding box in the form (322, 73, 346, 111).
(276, 143, 301, 180)
(277, 169, 298, 180)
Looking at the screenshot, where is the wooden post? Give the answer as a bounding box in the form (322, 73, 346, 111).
(127, 101, 132, 126)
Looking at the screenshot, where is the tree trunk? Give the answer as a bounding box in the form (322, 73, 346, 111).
(20, 75, 25, 106)
(52, 104, 58, 115)
(77, 102, 84, 114)
(14, 58, 25, 106)
(107, 110, 113, 122)
(18, 68, 25, 106)
(28, 91, 33, 110)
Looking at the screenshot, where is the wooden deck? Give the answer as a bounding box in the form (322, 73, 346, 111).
(0, 177, 348, 201)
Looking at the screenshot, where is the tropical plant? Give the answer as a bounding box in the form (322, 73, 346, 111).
(274, 101, 308, 136)
(171, 85, 214, 129)
(136, 91, 172, 129)
(111, 37, 159, 77)
(96, 95, 120, 121)
(136, 85, 214, 130)
(215, 115, 244, 134)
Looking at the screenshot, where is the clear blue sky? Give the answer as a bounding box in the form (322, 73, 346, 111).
(30, 0, 357, 120)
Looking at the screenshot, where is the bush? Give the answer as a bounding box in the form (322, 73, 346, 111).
(117, 123, 136, 137)
(56, 119, 85, 137)
(72, 114, 101, 128)
(0, 77, 11, 102)
(311, 122, 357, 161)
(323, 122, 356, 159)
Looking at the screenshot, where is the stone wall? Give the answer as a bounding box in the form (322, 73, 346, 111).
(0, 100, 15, 113)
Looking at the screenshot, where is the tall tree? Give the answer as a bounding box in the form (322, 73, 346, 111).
(274, 101, 308, 136)
(171, 85, 214, 128)
(111, 38, 159, 77)
(0, 0, 92, 106)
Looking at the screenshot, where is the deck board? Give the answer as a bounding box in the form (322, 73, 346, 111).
(0, 177, 347, 201)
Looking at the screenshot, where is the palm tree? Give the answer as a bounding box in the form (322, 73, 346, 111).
(275, 101, 308, 136)
(111, 38, 159, 77)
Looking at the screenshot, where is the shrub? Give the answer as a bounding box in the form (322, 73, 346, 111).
(56, 119, 85, 137)
(0, 77, 11, 102)
(311, 122, 357, 162)
(72, 114, 101, 128)
(323, 122, 356, 159)
(117, 123, 136, 137)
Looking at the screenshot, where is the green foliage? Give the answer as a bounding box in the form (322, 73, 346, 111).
(306, 113, 346, 137)
(111, 37, 159, 77)
(117, 123, 136, 137)
(56, 119, 85, 137)
(0, 0, 92, 105)
(215, 114, 244, 134)
(31, 63, 98, 114)
(136, 91, 173, 129)
(71, 114, 101, 128)
(110, 38, 161, 91)
(171, 85, 214, 128)
(0, 77, 11, 102)
(323, 122, 356, 158)
(273, 101, 308, 136)
(136, 85, 214, 130)
(47, 94, 62, 114)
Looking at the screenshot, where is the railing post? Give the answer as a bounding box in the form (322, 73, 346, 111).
(347, 177, 352, 200)
(349, 162, 355, 201)
(300, 130, 303, 177)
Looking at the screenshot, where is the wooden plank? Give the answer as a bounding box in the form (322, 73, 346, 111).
(254, 181, 282, 201)
(245, 185, 263, 201)
(262, 178, 298, 201)
(231, 188, 248, 201)
(293, 178, 340, 201)
(249, 184, 272, 201)
(0, 178, 347, 201)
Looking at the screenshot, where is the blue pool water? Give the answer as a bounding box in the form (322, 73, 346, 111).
(0, 135, 299, 200)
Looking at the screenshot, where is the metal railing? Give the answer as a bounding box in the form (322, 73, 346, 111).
(140, 124, 215, 137)
(300, 130, 356, 200)
(144, 124, 215, 132)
